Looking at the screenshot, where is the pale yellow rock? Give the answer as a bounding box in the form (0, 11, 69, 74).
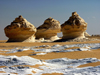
(36, 17, 61, 41)
(61, 12, 87, 39)
(4, 15, 37, 42)
(84, 31, 91, 37)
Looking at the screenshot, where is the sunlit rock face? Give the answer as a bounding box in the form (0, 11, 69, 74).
(61, 12, 87, 39)
(4, 15, 37, 42)
(35, 17, 61, 41)
(84, 31, 91, 37)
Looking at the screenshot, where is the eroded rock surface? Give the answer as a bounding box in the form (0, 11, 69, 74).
(4, 15, 37, 42)
(36, 17, 61, 41)
(84, 32, 91, 37)
(61, 12, 87, 39)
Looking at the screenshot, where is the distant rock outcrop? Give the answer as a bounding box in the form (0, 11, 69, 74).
(4, 15, 37, 42)
(35, 17, 61, 41)
(61, 12, 87, 39)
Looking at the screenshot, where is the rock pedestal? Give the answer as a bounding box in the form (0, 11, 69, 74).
(61, 12, 87, 39)
(4, 15, 37, 42)
(36, 17, 61, 41)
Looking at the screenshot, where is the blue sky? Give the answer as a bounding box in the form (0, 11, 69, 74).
(0, 0, 100, 40)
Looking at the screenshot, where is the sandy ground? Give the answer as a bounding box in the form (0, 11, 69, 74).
(0, 40, 100, 49)
(78, 61, 100, 68)
(0, 40, 100, 75)
(41, 73, 63, 75)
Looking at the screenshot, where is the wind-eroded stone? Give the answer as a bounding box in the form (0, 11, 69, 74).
(84, 31, 91, 37)
(36, 17, 61, 41)
(61, 12, 87, 39)
(4, 15, 37, 42)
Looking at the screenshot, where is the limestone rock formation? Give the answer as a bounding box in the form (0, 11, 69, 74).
(4, 15, 37, 42)
(35, 17, 61, 41)
(84, 32, 91, 37)
(61, 12, 87, 39)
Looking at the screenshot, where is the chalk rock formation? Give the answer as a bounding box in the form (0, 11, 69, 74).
(84, 32, 91, 37)
(36, 17, 61, 41)
(4, 15, 37, 42)
(61, 12, 87, 39)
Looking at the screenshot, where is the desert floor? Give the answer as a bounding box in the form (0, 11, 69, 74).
(0, 40, 100, 75)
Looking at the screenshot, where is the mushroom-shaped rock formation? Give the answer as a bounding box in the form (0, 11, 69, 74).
(35, 17, 61, 41)
(61, 12, 87, 39)
(4, 15, 37, 42)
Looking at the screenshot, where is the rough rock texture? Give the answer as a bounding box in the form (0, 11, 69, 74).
(4, 15, 37, 42)
(61, 12, 87, 39)
(84, 32, 91, 37)
(35, 17, 61, 41)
